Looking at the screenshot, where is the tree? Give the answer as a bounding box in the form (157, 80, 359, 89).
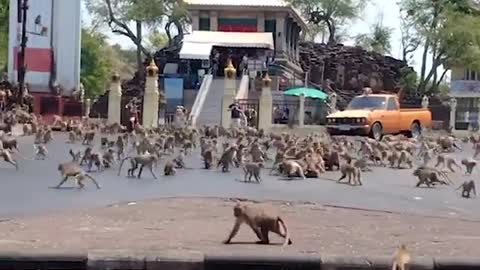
(145, 31, 168, 51)
(80, 28, 113, 98)
(0, 0, 8, 71)
(354, 15, 393, 55)
(289, 0, 369, 45)
(399, 0, 480, 94)
(85, 0, 189, 77)
(399, 10, 421, 63)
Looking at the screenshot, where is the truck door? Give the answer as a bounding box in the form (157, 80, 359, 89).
(382, 97, 401, 133)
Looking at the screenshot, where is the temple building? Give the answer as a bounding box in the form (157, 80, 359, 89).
(183, 0, 306, 87)
(450, 66, 480, 129)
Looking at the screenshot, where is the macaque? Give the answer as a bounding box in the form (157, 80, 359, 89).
(173, 149, 187, 169)
(69, 149, 82, 163)
(118, 154, 158, 179)
(461, 158, 477, 175)
(413, 166, 450, 187)
(102, 149, 116, 168)
(435, 154, 461, 173)
(280, 160, 306, 179)
(100, 137, 109, 149)
(67, 131, 76, 144)
(164, 160, 176, 176)
(202, 148, 215, 169)
(242, 162, 264, 183)
(338, 163, 362, 186)
(391, 244, 410, 270)
(397, 150, 413, 169)
(115, 135, 125, 160)
(22, 124, 32, 136)
(217, 145, 238, 172)
(457, 180, 476, 198)
(34, 144, 48, 160)
(223, 203, 292, 246)
(43, 129, 52, 144)
(82, 131, 95, 145)
(56, 162, 100, 189)
(0, 149, 18, 170)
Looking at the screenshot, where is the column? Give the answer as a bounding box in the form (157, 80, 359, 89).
(221, 59, 236, 128)
(84, 98, 91, 118)
(294, 24, 300, 61)
(158, 88, 167, 125)
(285, 18, 292, 58)
(298, 94, 305, 128)
(142, 60, 160, 128)
(191, 11, 199, 31)
(275, 13, 286, 58)
(258, 73, 273, 130)
(210, 11, 218, 31)
(449, 97, 457, 131)
(108, 72, 122, 124)
(257, 12, 265, 32)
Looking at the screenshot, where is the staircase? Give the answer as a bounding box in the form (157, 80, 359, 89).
(194, 78, 228, 127)
(190, 74, 212, 127)
(235, 75, 250, 99)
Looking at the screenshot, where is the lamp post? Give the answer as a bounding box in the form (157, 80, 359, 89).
(17, 0, 29, 106)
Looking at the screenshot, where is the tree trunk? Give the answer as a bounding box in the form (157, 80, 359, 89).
(326, 19, 336, 45)
(136, 20, 144, 79)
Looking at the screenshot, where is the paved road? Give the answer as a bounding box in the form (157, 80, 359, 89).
(0, 132, 478, 220)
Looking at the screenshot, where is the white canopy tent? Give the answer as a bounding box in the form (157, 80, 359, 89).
(179, 31, 275, 60)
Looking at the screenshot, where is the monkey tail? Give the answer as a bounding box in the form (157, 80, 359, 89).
(277, 217, 290, 246)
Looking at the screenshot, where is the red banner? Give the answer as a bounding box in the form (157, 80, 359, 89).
(218, 24, 257, 32)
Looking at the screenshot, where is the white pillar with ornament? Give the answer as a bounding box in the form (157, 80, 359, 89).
(108, 73, 122, 124)
(142, 60, 160, 128)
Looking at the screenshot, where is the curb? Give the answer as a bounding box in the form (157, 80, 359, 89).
(0, 251, 477, 270)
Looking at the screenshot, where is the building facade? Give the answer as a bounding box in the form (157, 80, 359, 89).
(7, 0, 82, 94)
(450, 66, 480, 129)
(185, 0, 306, 82)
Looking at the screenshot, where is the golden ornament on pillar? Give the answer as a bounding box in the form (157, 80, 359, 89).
(111, 72, 120, 83)
(262, 72, 272, 88)
(224, 58, 236, 79)
(146, 59, 159, 77)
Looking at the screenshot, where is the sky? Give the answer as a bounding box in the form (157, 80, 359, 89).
(80, 0, 436, 77)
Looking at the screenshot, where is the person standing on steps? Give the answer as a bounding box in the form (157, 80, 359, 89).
(228, 101, 244, 128)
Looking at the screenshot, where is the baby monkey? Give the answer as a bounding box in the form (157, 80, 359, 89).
(223, 203, 292, 246)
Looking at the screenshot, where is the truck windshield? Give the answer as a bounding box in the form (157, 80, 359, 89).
(347, 96, 386, 110)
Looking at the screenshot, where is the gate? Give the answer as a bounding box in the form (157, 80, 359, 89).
(121, 96, 143, 126)
(236, 98, 259, 128)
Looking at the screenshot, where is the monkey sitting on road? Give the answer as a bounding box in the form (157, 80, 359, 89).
(280, 160, 306, 179)
(164, 160, 176, 176)
(457, 180, 476, 198)
(102, 149, 116, 168)
(461, 158, 477, 175)
(397, 150, 413, 169)
(242, 162, 264, 183)
(223, 203, 292, 246)
(56, 162, 101, 189)
(173, 149, 187, 169)
(338, 163, 362, 186)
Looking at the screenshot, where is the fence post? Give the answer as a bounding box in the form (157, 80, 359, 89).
(143, 60, 160, 128)
(258, 73, 272, 131)
(221, 59, 236, 128)
(108, 72, 122, 124)
(298, 94, 305, 128)
(449, 97, 457, 131)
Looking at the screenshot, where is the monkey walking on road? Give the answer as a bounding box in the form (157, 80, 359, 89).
(118, 154, 158, 179)
(457, 180, 476, 198)
(391, 244, 410, 270)
(223, 203, 292, 246)
(56, 162, 101, 189)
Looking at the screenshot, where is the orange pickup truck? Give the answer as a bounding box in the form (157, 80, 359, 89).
(326, 93, 432, 140)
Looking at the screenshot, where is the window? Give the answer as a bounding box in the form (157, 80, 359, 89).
(465, 69, 478, 80)
(199, 17, 210, 31)
(387, 97, 398, 111)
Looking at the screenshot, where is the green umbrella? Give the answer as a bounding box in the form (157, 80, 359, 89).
(283, 87, 328, 100)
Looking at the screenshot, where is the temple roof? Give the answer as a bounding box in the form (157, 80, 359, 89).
(184, 0, 289, 7)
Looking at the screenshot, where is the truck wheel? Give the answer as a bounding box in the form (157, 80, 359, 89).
(370, 122, 383, 141)
(410, 122, 421, 138)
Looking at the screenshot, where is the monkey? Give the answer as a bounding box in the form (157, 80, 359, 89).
(34, 144, 48, 160)
(435, 154, 461, 173)
(82, 131, 95, 145)
(474, 142, 480, 159)
(397, 150, 413, 169)
(456, 180, 476, 198)
(182, 140, 194, 155)
(324, 150, 340, 171)
(66, 130, 76, 144)
(115, 135, 125, 160)
(217, 145, 238, 173)
(69, 149, 82, 163)
(202, 148, 215, 169)
(0, 149, 18, 170)
(100, 137, 109, 149)
(391, 244, 410, 270)
(164, 160, 176, 176)
(42, 129, 53, 144)
(173, 149, 187, 169)
(387, 150, 400, 168)
(102, 149, 116, 168)
(413, 166, 451, 187)
(223, 203, 292, 246)
(461, 158, 477, 175)
(280, 160, 306, 179)
(242, 162, 264, 183)
(22, 124, 32, 136)
(56, 162, 101, 189)
(337, 163, 362, 186)
(79, 147, 93, 166)
(118, 154, 158, 179)
(87, 152, 104, 172)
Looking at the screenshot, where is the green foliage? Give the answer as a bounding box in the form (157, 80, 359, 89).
(355, 19, 393, 55)
(0, 0, 8, 70)
(399, 66, 419, 94)
(399, 0, 480, 94)
(145, 31, 168, 51)
(80, 28, 112, 99)
(289, 0, 369, 44)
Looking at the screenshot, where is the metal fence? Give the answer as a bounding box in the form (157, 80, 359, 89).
(236, 98, 259, 128)
(272, 98, 299, 125)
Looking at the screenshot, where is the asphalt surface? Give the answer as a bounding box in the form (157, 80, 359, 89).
(0, 132, 478, 220)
